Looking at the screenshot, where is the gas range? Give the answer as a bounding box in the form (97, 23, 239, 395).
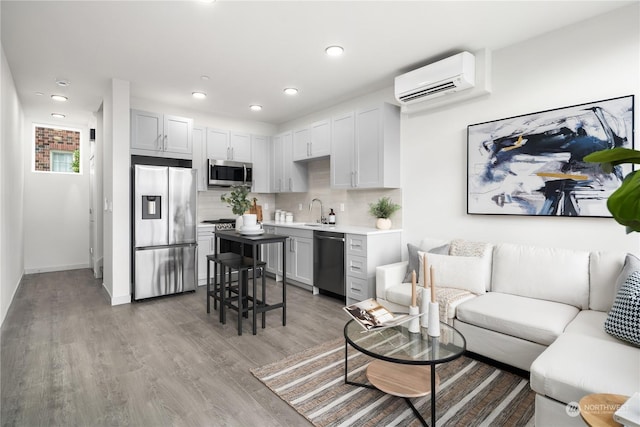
(201, 219, 236, 230)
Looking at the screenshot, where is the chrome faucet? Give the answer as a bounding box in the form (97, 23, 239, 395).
(309, 198, 326, 224)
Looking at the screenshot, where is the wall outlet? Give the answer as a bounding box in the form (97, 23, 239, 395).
(340, 203, 345, 212)
(298, 203, 303, 211)
(264, 202, 269, 210)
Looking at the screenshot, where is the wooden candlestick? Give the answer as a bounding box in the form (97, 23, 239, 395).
(423, 253, 429, 289)
(430, 266, 436, 303)
(411, 270, 417, 307)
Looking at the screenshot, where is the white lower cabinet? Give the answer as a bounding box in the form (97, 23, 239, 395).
(345, 232, 401, 305)
(197, 226, 216, 286)
(263, 226, 313, 288)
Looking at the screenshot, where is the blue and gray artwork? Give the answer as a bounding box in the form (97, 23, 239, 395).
(467, 96, 634, 217)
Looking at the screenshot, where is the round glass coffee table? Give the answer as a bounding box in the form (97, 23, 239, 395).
(344, 319, 466, 427)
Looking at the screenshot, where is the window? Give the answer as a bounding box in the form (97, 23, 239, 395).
(51, 151, 74, 172)
(33, 125, 81, 173)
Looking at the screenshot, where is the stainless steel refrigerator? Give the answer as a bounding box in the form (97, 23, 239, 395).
(132, 164, 197, 300)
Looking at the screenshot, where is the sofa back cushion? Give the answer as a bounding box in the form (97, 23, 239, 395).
(589, 251, 627, 311)
(491, 243, 590, 309)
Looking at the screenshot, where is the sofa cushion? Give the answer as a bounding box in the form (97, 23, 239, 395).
(564, 310, 621, 344)
(530, 332, 640, 404)
(418, 251, 488, 294)
(604, 270, 640, 346)
(589, 251, 627, 311)
(491, 243, 590, 309)
(456, 292, 578, 346)
(403, 242, 449, 283)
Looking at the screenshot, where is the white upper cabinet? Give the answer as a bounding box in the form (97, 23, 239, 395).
(292, 127, 311, 161)
(192, 126, 207, 191)
(206, 128, 251, 162)
(330, 103, 400, 189)
(330, 112, 356, 189)
(206, 128, 229, 160)
(251, 134, 271, 193)
(292, 119, 331, 161)
(272, 131, 308, 193)
(230, 132, 252, 162)
(131, 109, 192, 159)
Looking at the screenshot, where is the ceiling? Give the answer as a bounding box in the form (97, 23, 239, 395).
(1, 1, 634, 127)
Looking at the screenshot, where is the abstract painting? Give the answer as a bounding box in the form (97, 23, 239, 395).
(467, 95, 634, 217)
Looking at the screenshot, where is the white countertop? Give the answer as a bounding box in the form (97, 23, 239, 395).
(198, 221, 402, 235)
(261, 221, 401, 235)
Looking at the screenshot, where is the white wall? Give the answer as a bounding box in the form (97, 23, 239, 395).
(22, 121, 90, 273)
(1, 45, 25, 325)
(401, 4, 639, 255)
(102, 79, 131, 305)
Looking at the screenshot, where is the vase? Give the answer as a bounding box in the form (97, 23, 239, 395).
(376, 218, 392, 230)
(235, 215, 244, 231)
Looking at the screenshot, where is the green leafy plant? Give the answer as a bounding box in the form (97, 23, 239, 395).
(584, 147, 640, 233)
(220, 185, 252, 216)
(71, 149, 80, 173)
(368, 197, 401, 219)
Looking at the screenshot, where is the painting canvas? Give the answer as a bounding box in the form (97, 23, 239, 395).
(467, 95, 634, 217)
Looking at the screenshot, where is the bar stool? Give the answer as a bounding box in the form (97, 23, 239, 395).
(207, 253, 266, 335)
(207, 252, 242, 318)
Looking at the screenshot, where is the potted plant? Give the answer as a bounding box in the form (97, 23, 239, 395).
(220, 185, 252, 229)
(368, 196, 401, 230)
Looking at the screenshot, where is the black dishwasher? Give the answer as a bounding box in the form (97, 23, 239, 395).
(313, 231, 345, 298)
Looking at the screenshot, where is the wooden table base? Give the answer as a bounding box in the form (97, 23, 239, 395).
(366, 360, 440, 398)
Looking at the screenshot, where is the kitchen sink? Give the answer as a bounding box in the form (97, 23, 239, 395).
(304, 223, 323, 227)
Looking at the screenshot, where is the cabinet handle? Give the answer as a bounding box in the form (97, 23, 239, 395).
(307, 142, 311, 157)
(157, 134, 162, 149)
(289, 178, 292, 191)
(164, 135, 168, 151)
(351, 264, 362, 271)
(231, 147, 234, 160)
(289, 238, 295, 252)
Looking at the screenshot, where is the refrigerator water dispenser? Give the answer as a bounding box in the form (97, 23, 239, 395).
(142, 195, 161, 219)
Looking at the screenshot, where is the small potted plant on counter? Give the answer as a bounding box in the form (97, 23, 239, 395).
(369, 196, 401, 230)
(220, 185, 252, 230)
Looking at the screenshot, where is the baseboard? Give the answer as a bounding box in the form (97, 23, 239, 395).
(0, 270, 25, 328)
(101, 281, 131, 306)
(24, 263, 90, 274)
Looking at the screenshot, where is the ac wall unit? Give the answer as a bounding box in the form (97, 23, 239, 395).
(394, 51, 475, 105)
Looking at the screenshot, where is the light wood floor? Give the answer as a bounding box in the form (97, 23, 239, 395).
(1, 269, 347, 426)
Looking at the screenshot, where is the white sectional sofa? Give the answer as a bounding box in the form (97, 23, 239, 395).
(376, 238, 640, 426)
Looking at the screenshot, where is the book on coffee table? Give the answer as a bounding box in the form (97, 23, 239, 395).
(343, 298, 418, 331)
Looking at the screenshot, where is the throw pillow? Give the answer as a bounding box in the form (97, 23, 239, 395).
(614, 253, 640, 294)
(403, 243, 449, 283)
(417, 251, 488, 295)
(605, 270, 640, 346)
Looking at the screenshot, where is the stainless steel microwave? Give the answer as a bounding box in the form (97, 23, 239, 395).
(207, 159, 253, 187)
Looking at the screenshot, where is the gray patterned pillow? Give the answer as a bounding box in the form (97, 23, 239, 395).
(605, 270, 640, 346)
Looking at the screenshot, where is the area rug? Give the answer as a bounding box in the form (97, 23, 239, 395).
(251, 338, 535, 427)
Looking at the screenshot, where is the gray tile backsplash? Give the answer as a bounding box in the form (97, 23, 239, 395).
(197, 158, 402, 228)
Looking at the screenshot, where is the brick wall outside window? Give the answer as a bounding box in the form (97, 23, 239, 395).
(35, 127, 80, 171)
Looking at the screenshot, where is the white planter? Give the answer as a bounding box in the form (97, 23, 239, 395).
(235, 215, 244, 230)
(376, 218, 392, 230)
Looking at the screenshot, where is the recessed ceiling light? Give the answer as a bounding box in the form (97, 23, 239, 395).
(201, 75, 210, 81)
(325, 45, 344, 56)
(249, 105, 262, 112)
(51, 113, 66, 119)
(51, 95, 68, 102)
(55, 79, 70, 87)
(35, 92, 44, 96)
(283, 87, 299, 96)
(192, 91, 207, 99)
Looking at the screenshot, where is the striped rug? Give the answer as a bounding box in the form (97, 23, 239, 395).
(251, 338, 535, 427)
